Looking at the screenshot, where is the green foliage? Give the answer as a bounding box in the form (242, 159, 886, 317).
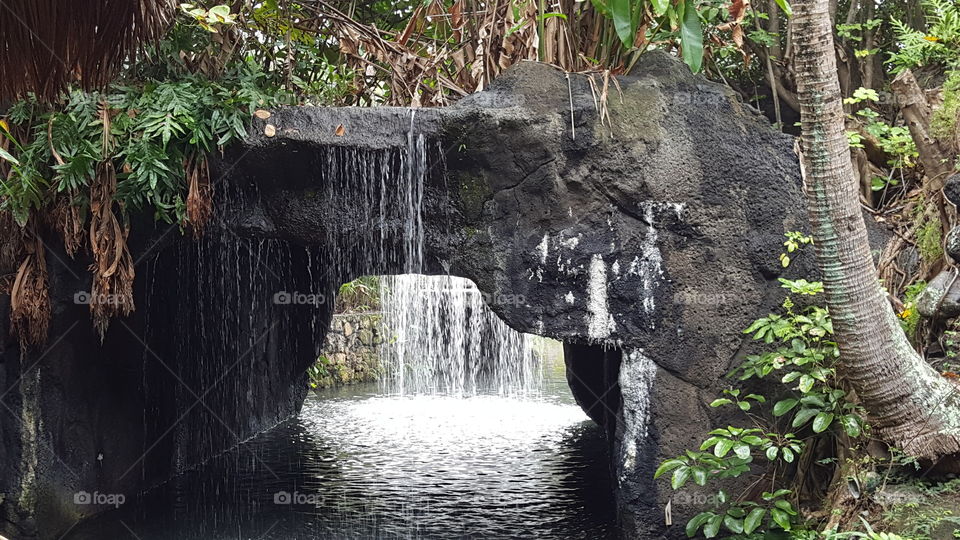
(913, 205, 944, 264)
(883, 502, 960, 540)
(889, 0, 960, 72)
(656, 233, 867, 538)
(307, 356, 333, 389)
(588, 0, 766, 75)
(837, 19, 882, 59)
(778, 278, 824, 296)
(736, 286, 865, 438)
(825, 518, 914, 540)
(680, 489, 797, 538)
(844, 86, 918, 193)
(3, 64, 293, 225)
(932, 70, 960, 152)
(780, 231, 813, 268)
(180, 3, 237, 31)
(336, 276, 382, 313)
(0, 2, 354, 229)
(898, 281, 926, 339)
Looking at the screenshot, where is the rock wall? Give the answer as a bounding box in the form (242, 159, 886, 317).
(235, 52, 816, 538)
(314, 313, 385, 388)
(1, 207, 328, 539)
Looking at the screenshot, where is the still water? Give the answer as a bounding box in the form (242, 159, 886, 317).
(65, 371, 616, 539)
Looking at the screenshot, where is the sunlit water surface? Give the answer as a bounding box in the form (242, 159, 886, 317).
(65, 374, 615, 539)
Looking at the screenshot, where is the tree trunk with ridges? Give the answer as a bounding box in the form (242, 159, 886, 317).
(793, 0, 960, 460)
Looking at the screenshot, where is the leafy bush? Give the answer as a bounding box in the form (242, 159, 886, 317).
(655, 233, 867, 538)
(336, 276, 382, 313)
(0, 5, 306, 228)
(889, 0, 960, 72)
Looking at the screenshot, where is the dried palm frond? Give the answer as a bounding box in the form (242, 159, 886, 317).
(46, 191, 86, 258)
(185, 155, 212, 237)
(0, 0, 174, 101)
(0, 210, 22, 274)
(88, 160, 135, 339)
(305, 0, 641, 108)
(9, 229, 50, 350)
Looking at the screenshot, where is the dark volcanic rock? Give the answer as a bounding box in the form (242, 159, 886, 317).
(944, 173, 960, 207)
(3, 53, 831, 539)
(235, 53, 814, 538)
(947, 226, 960, 264)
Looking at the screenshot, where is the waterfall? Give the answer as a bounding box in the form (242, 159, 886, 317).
(380, 274, 540, 396)
(377, 110, 540, 397)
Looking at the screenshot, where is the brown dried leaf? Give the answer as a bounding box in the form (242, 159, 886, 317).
(732, 24, 744, 48)
(88, 161, 134, 340)
(185, 156, 212, 237)
(449, 1, 464, 29)
(334, 124, 346, 137)
(730, 0, 748, 23)
(10, 230, 50, 350)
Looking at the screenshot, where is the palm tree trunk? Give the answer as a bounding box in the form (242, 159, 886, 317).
(792, 0, 960, 459)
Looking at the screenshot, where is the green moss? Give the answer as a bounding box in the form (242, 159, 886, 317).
(456, 172, 493, 220)
(914, 205, 944, 264)
(882, 479, 960, 540)
(932, 71, 960, 154)
(899, 281, 927, 339)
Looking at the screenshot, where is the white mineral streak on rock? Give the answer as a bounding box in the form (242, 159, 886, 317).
(565, 291, 575, 304)
(586, 254, 615, 339)
(633, 201, 685, 328)
(537, 234, 549, 265)
(612, 260, 620, 278)
(618, 349, 658, 486)
(560, 234, 580, 250)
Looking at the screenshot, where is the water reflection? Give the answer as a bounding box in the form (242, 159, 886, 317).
(66, 383, 616, 539)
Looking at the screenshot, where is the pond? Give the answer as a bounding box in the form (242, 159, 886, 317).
(65, 368, 616, 539)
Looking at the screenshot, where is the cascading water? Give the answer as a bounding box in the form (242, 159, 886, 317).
(380, 274, 541, 396)
(66, 109, 613, 540)
(379, 110, 541, 396)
